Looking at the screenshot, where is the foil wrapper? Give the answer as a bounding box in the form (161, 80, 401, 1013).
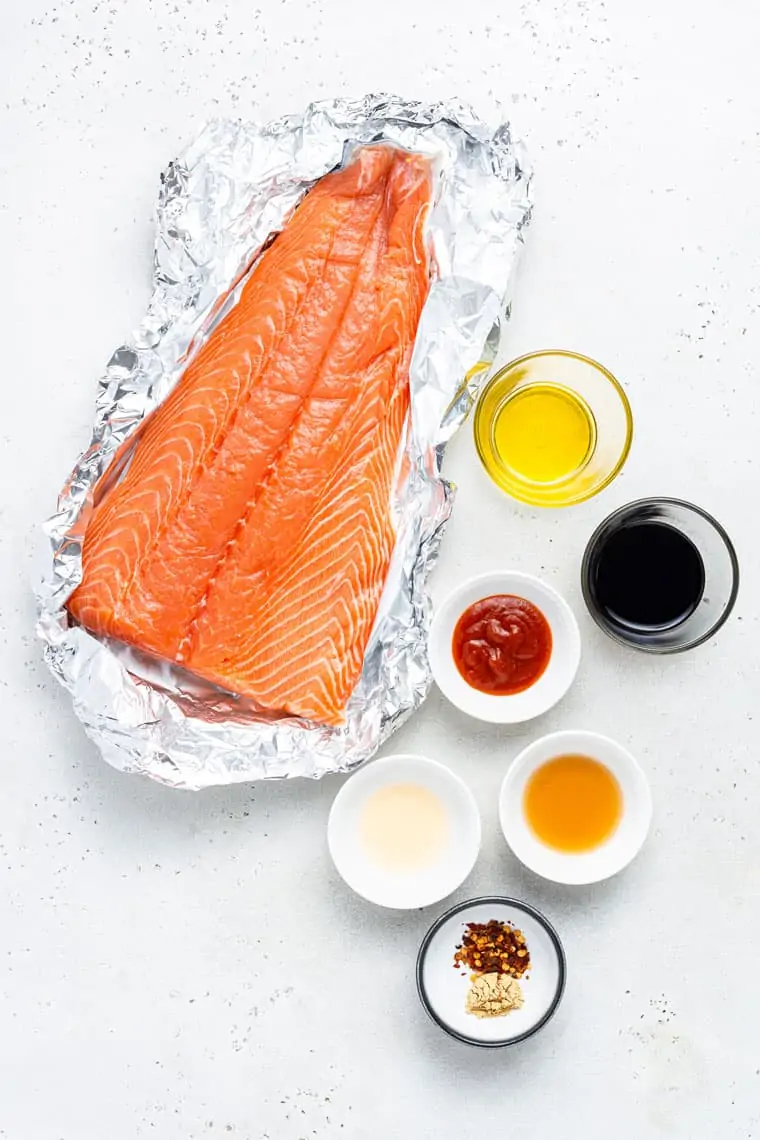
(37, 94, 532, 789)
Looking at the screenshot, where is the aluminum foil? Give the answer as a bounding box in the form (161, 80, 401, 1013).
(37, 94, 532, 789)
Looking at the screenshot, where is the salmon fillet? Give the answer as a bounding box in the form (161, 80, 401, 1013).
(67, 145, 432, 725)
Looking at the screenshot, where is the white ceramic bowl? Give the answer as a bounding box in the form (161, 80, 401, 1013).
(327, 754, 481, 909)
(417, 896, 566, 1047)
(499, 730, 653, 885)
(428, 571, 581, 724)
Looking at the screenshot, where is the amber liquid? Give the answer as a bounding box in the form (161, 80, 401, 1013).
(523, 754, 622, 853)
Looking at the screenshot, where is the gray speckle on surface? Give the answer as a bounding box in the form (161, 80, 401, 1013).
(2, 0, 760, 1138)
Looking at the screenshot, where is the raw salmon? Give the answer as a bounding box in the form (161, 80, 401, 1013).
(68, 145, 432, 725)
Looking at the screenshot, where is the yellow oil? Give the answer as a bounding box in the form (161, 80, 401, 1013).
(492, 383, 596, 485)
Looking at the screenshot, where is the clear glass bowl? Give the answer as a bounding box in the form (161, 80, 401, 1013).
(473, 350, 633, 507)
(581, 497, 740, 653)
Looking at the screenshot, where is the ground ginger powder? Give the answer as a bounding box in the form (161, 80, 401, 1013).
(465, 972, 524, 1019)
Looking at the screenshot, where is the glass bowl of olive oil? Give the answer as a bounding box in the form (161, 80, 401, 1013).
(473, 350, 633, 507)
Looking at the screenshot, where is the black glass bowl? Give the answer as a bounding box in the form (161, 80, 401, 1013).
(581, 497, 739, 653)
(416, 896, 566, 1048)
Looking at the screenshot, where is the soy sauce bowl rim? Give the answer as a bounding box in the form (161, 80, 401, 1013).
(415, 895, 567, 1048)
(580, 496, 740, 654)
(473, 348, 634, 508)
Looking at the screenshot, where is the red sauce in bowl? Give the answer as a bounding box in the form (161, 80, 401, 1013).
(452, 594, 552, 695)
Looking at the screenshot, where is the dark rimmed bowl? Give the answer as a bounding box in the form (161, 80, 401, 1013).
(416, 895, 566, 1048)
(581, 496, 739, 654)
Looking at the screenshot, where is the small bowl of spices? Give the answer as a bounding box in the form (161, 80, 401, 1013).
(416, 896, 566, 1047)
(429, 571, 581, 724)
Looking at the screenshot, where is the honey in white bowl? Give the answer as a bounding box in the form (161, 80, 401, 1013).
(523, 754, 622, 853)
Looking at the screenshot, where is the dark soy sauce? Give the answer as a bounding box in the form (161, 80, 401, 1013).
(592, 521, 706, 632)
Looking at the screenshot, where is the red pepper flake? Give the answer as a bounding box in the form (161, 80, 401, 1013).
(453, 920, 530, 978)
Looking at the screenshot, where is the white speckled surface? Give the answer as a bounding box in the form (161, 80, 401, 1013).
(2, 2, 759, 1137)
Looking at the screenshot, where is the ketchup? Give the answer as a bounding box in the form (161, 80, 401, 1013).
(452, 594, 552, 695)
